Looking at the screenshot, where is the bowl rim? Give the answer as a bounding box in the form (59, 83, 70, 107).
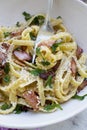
(0, 102, 87, 129)
(0, 0, 87, 129)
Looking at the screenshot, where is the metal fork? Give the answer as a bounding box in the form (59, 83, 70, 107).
(32, 0, 54, 64)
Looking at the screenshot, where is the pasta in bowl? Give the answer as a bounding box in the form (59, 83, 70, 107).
(0, 12, 87, 115)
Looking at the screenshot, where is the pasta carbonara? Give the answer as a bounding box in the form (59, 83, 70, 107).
(0, 12, 87, 114)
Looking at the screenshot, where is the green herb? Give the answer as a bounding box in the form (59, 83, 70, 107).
(3, 75, 10, 83)
(3, 32, 10, 38)
(41, 61, 50, 66)
(1, 103, 11, 110)
(44, 103, 63, 111)
(30, 32, 36, 41)
(36, 48, 50, 66)
(14, 104, 28, 114)
(37, 16, 45, 25)
(22, 11, 31, 21)
(72, 94, 87, 100)
(31, 17, 38, 25)
(4, 62, 10, 74)
(30, 68, 45, 76)
(36, 47, 41, 55)
(14, 104, 23, 114)
(57, 16, 62, 19)
(51, 40, 62, 53)
(45, 75, 52, 88)
(31, 15, 45, 26)
(16, 21, 21, 27)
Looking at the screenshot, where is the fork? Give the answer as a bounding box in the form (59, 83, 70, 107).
(32, 0, 54, 64)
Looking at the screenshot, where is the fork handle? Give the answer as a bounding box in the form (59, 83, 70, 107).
(45, 0, 53, 26)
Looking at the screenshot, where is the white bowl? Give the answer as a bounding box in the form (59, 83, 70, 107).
(0, 0, 87, 129)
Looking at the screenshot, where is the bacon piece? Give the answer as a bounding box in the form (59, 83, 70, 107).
(1, 43, 10, 51)
(13, 50, 32, 61)
(0, 43, 10, 78)
(71, 58, 77, 76)
(0, 69, 5, 78)
(0, 51, 7, 67)
(39, 70, 55, 80)
(78, 79, 87, 92)
(0, 43, 10, 67)
(23, 90, 40, 111)
(38, 40, 55, 48)
(10, 30, 23, 37)
(39, 61, 60, 80)
(52, 60, 60, 72)
(76, 45, 83, 59)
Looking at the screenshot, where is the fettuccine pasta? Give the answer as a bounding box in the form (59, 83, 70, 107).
(0, 12, 87, 114)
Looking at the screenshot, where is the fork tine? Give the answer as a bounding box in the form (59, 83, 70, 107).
(32, 0, 54, 64)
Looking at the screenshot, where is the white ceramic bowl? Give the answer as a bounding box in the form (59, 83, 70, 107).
(0, 0, 87, 129)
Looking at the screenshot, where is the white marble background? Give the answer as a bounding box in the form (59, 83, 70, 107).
(29, 1, 87, 130)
